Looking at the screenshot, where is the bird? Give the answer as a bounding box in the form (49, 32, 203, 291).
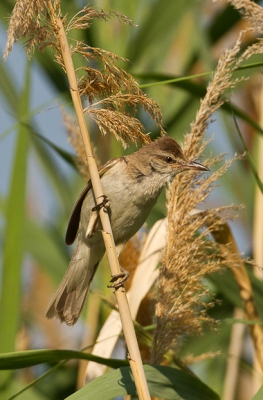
(46, 136, 209, 325)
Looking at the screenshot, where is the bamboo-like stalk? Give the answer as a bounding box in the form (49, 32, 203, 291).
(230, 265, 263, 372)
(252, 80, 263, 392)
(211, 222, 263, 373)
(55, 15, 150, 400)
(222, 308, 245, 400)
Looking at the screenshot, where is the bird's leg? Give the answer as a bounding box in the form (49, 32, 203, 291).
(107, 242, 129, 289)
(85, 211, 100, 238)
(107, 268, 130, 289)
(92, 195, 109, 212)
(86, 196, 110, 238)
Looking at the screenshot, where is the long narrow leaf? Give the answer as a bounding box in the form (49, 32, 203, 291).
(30, 128, 76, 168)
(233, 110, 263, 193)
(66, 365, 220, 400)
(0, 56, 18, 112)
(2, 98, 77, 169)
(139, 62, 263, 88)
(0, 63, 31, 387)
(30, 131, 76, 210)
(0, 349, 128, 370)
(9, 361, 65, 400)
(138, 72, 263, 135)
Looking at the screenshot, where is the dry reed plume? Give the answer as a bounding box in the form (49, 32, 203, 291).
(4, 0, 263, 383)
(4, 1, 164, 147)
(152, 0, 263, 364)
(228, 0, 263, 33)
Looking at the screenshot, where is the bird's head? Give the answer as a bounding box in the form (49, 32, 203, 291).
(144, 137, 209, 180)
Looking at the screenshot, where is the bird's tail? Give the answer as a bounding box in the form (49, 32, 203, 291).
(46, 242, 101, 326)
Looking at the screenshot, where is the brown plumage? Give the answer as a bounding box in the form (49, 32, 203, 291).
(46, 137, 208, 325)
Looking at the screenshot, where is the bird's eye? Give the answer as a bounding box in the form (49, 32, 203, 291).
(166, 156, 173, 163)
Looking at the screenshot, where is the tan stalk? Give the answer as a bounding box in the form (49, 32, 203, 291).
(252, 86, 263, 277)
(55, 15, 150, 400)
(211, 222, 263, 372)
(222, 308, 246, 400)
(252, 80, 263, 392)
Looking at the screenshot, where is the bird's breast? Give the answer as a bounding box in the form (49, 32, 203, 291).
(102, 174, 161, 244)
(79, 163, 164, 246)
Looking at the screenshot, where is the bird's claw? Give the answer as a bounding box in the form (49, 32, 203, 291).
(92, 195, 109, 212)
(107, 271, 130, 289)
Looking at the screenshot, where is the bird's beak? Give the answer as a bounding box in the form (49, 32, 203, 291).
(183, 161, 210, 172)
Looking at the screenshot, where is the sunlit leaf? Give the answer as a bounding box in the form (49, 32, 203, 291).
(66, 365, 220, 400)
(0, 349, 127, 370)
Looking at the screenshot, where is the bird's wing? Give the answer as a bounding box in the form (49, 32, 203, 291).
(65, 157, 122, 245)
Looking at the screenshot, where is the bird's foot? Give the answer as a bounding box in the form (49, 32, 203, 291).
(92, 195, 109, 213)
(107, 270, 130, 289)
